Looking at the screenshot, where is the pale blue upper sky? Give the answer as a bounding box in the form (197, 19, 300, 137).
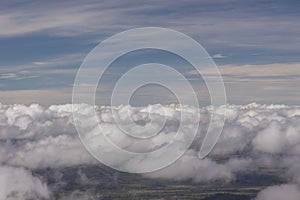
(0, 0, 300, 105)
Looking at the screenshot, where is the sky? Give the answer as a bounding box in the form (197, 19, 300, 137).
(0, 0, 300, 105)
(1, 1, 300, 199)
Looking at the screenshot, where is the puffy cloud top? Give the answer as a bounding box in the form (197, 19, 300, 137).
(1, 102, 300, 199)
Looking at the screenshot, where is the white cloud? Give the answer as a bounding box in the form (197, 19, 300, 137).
(212, 54, 226, 58)
(0, 102, 300, 197)
(145, 150, 251, 182)
(0, 166, 50, 200)
(255, 184, 300, 200)
(253, 121, 287, 153)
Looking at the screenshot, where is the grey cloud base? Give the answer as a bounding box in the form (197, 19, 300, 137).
(0, 103, 300, 199)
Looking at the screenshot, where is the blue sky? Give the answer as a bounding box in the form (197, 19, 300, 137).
(0, 0, 300, 105)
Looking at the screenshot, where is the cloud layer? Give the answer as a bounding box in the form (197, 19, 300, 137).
(0, 102, 300, 199)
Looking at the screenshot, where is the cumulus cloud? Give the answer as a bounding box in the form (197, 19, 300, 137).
(253, 121, 287, 153)
(0, 166, 49, 200)
(0, 104, 96, 169)
(1, 102, 300, 198)
(255, 184, 300, 200)
(145, 150, 251, 182)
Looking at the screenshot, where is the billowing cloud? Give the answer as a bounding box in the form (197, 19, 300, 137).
(1, 102, 300, 198)
(0, 166, 50, 200)
(255, 184, 300, 200)
(145, 150, 251, 182)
